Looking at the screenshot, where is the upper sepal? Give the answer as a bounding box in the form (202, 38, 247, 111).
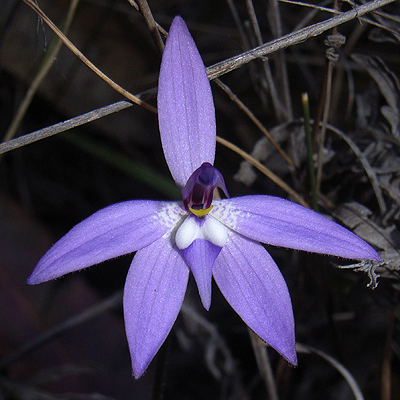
(158, 16, 216, 188)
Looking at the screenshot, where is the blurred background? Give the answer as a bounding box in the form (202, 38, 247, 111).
(0, 0, 399, 399)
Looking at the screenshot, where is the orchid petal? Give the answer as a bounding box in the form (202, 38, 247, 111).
(213, 233, 297, 364)
(158, 16, 216, 188)
(28, 201, 185, 284)
(123, 236, 189, 378)
(211, 196, 381, 261)
(181, 239, 221, 310)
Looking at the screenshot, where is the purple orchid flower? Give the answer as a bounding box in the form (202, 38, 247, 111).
(27, 16, 381, 379)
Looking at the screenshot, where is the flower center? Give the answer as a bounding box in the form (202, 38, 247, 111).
(181, 162, 229, 216)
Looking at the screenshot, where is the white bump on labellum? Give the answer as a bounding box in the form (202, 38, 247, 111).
(203, 216, 228, 247)
(175, 215, 228, 250)
(175, 216, 199, 250)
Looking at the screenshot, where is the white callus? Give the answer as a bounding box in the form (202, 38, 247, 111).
(175, 215, 228, 250)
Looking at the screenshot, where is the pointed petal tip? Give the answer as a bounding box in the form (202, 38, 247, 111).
(132, 357, 150, 379)
(267, 331, 297, 366)
(269, 337, 297, 367)
(365, 248, 382, 262)
(214, 234, 297, 369)
(26, 273, 40, 286)
(180, 238, 221, 311)
(199, 286, 212, 311)
(290, 356, 298, 367)
(123, 237, 189, 382)
(170, 15, 186, 29)
(26, 200, 177, 287)
(283, 345, 298, 366)
(26, 260, 59, 285)
(253, 329, 297, 366)
(327, 235, 381, 262)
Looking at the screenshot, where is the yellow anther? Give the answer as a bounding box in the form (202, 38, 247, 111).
(189, 205, 213, 217)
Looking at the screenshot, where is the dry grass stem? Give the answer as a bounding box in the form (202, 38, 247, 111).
(2, 0, 80, 146)
(137, 0, 165, 53)
(268, 0, 293, 119)
(278, 0, 342, 15)
(206, 0, 396, 80)
(246, 0, 288, 120)
(21, 0, 157, 113)
(296, 343, 366, 400)
(215, 79, 294, 166)
(0, 291, 123, 370)
(4, 0, 392, 159)
(216, 136, 309, 207)
(248, 329, 279, 400)
(327, 124, 386, 214)
(0, 101, 134, 155)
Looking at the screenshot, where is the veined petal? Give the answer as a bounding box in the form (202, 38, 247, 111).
(123, 236, 189, 378)
(28, 201, 185, 284)
(175, 215, 227, 310)
(158, 16, 216, 188)
(213, 233, 296, 365)
(181, 239, 221, 310)
(211, 196, 381, 261)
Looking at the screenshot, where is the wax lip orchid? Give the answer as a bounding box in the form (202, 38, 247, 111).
(28, 16, 381, 379)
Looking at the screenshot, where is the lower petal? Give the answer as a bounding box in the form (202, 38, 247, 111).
(123, 236, 189, 378)
(213, 233, 297, 365)
(181, 239, 221, 310)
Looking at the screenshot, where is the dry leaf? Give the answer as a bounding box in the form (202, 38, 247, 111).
(352, 54, 400, 137)
(333, 202, 400, 288)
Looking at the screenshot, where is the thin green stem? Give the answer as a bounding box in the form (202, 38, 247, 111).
(61, 132, 180, 199)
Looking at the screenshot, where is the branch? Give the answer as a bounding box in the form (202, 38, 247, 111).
(0, 0, 394, 156)
(206, 0, 396, 80)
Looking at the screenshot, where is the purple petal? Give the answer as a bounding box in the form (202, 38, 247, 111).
(213, 233, 297, 365)
(211, 196, 381, 261)
(158, 16, 216, 188)
(180, 239, 221, 310)
(123, 236, 189, 378)
(28, 201, 185, 284)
